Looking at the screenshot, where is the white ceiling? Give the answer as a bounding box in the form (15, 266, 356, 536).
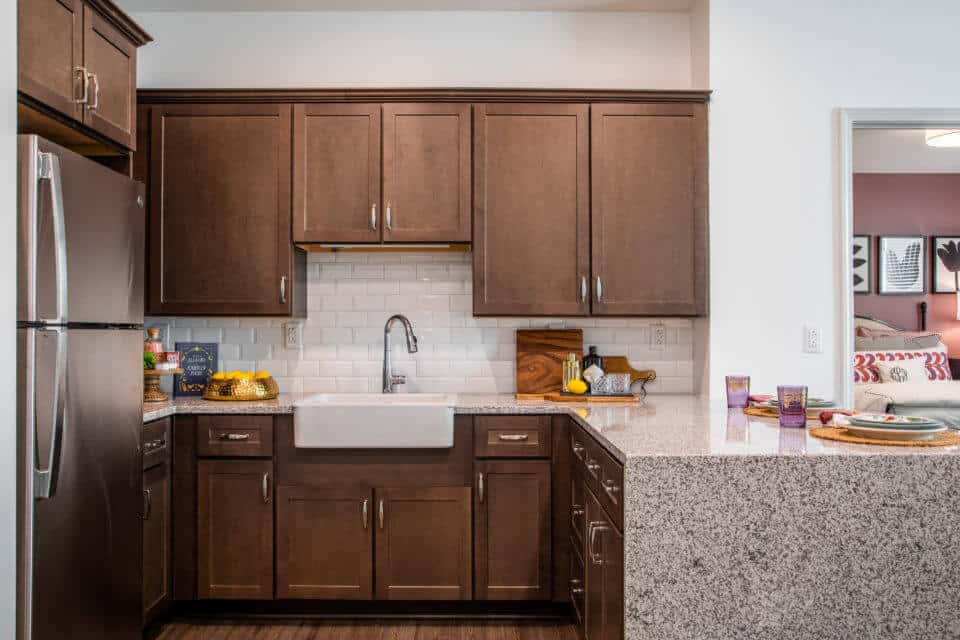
(854, 128, 960, 174)
(118, 0, 692, 12)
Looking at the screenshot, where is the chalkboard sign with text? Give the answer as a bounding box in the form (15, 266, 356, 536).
(175, 342, 218, 397)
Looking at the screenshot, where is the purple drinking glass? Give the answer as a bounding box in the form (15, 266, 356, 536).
(777, 385, 808, 428)
(725, 375, 750, 408)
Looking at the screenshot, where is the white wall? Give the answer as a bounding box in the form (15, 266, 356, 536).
(709, 0, 960, 399)
(1, 0, 16, 634)
(689, 0, 708, 89)
(133, 10, 693, 88)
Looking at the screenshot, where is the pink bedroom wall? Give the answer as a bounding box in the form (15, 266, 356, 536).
(853, 173, 960, 356)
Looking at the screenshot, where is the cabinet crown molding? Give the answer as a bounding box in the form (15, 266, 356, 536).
(137, 88, 712, 104)
(86, 0, 154, 46)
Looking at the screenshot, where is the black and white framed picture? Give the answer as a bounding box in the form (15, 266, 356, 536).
(933, 236, 960, 293)
(878, 235, 926, 295)
(852, 235, 871, 294)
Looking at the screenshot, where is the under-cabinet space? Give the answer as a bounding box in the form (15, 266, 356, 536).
(276, 486, 373, 600)
(197, 459, 274, 599)
(475, 460, 552, 601)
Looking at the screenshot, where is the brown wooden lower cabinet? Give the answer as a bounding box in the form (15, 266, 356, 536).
(475, 460, 552, 600)
(142, 459, 171, 626)
(197, 459, 274, 600)
(276, 486, 373, 600)
(375, 486, 472, 601)
(584, 489, 623, 640)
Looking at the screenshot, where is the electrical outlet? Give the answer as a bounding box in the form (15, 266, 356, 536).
(651, 324, 666, 351)
(804, 326, 822, 354)
(283, 321, 303, 349)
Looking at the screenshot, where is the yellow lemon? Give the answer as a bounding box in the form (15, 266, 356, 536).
(211, 372, 226, 380)
(255, 371, 271, 379)
(237, 372, 254, 380)
(567, 379, 588, 395)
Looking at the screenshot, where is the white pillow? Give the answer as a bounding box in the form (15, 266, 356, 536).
(876, 358, 930, 384)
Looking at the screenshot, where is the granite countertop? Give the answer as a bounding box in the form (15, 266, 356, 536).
(144, 393, 960, 462)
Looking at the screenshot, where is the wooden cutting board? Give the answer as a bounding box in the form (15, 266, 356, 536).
(602, 356, 657, 384)
(516, 329, 583, 395)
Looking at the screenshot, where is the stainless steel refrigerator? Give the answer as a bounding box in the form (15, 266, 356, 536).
(17, 135, 145, 640)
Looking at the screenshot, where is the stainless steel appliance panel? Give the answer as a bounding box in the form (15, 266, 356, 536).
(18, 327, 143, 640)
(17, 135, 145, 325)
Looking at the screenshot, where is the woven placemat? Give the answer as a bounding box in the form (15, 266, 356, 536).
(743, 406, 820, 422)
(809, 426, 960, 447)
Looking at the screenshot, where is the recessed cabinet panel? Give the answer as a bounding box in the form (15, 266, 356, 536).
(18, 0, 83, 121)
(142, 461, 171, 625)
(375, 486, 472, 601)
(475, 460, 552, 601)
(276, 486, 373, 600)
(293, 104, 381, 243)
(382, 103, 471, 243)
(148, 104, 294, 315)
(591, 103, 707, 316)
(82, 7, 137, 149)
(473, 104, 590, 316)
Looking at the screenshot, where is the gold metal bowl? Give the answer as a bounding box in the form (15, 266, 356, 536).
(203, 376, 280, 401)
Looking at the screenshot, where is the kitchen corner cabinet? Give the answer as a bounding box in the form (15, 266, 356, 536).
(18, 0, 149, 150)
(475, 460, 552, 600)
(197, 459, 274, 599)
(293, 103, 471, 244)
(141, 103, 306, 316)
(591, 103, 708, 316)
(585, 490, 623, 640)
(473, 104, 590, 316)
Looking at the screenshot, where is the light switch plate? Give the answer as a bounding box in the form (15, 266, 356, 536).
(284, 321, 303, 349)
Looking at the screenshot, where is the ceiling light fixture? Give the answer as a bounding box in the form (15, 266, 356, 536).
(924, 129, 960, 147)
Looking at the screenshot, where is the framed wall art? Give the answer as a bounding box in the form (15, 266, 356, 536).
(852, 235, 871, 294)
(933, 236, 960, 293)
(878, 236, 925, 295)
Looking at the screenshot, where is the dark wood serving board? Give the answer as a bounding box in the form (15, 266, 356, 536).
(515, 329, 583, 395)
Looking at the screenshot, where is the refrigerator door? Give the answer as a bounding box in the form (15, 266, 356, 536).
(18, 135, 145, 326)
(17, 327, 143, 640)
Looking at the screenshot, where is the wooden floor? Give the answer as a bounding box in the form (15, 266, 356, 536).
(153, 620, 579, 640)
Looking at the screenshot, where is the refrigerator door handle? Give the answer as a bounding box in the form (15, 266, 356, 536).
(34, 327, 67, 500)
(37, 152, 69, 325)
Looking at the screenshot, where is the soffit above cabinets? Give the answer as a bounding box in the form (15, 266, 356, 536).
(117, 0, 692, 12)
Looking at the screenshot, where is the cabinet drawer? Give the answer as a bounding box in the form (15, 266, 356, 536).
(570, 427, 602, 492)
(196, 415, 273, 457)
(597, 450, 624, 531)
(474, 415, 551, 458)
(143, 417, 170, 470)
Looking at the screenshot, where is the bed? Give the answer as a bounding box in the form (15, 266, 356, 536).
(854, 303, 960, 427)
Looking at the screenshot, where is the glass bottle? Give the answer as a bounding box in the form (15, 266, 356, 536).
(144, 327, 164, 356)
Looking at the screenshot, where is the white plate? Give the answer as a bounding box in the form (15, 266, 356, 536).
(847, 414, 941, 428)
(844, 424, 947, 442)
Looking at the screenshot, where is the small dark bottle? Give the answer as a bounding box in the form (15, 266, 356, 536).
(582, 346, 603, 372)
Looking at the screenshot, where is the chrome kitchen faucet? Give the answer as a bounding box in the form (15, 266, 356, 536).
(382, 314, 419, 393)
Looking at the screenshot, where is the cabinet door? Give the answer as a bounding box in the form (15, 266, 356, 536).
(374, 486, 472, 600)
(475, 460, 552, 600)
(142, 462, 171, 625)
(602, 522, 624, 640)
(18, 0, 84, 121)
(585, 490, 623, 640)
(197, 459, 273, 599)
(82, 6, 137, 149)
(293, 104, 381, 243)
(591, 103, 707, 316)
(382, 103, 471, 243)
(473, 104, 590, 316)
(276, 486, 373, 600)
(148, 104, 293, 315)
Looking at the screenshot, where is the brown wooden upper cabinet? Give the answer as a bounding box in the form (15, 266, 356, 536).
(17, 0, 150, 150)
(197, 459, 274, 600)
(473, 104, 590, 316)
(591, 103, 707, 316)
(143, 103, 305, 316)
(293, 103, 471, 244)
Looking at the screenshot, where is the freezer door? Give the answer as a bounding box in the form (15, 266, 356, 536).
(18, 135, 145, 325)
(18, 328, 143, 640)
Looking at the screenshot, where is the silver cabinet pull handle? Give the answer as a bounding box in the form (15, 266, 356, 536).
(580, 276, 587, 303)
(588, 521, 607, 565)
(370, 204, 377, 231)
(219, 433, 250, 441)
(570, 578, 584, 595)
(572, 442, 585, 460)
(595, 275, 603, 302)
(86, 72, 99, 111)
(280, 275, 287, 304)
(478, 472, 485, 503)
(586, 459, 601, 479)
(261, 472, 270, 504)
(143, 489, 153, 521)
(385, 204, 392, 231)
(378, 498, 384, 529)
(498, 434, 529, 442)
(361, 499, 369, 530)
(74, 67, 89, 104)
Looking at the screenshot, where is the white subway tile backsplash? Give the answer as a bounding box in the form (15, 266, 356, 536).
(147, 252, 695, 396)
